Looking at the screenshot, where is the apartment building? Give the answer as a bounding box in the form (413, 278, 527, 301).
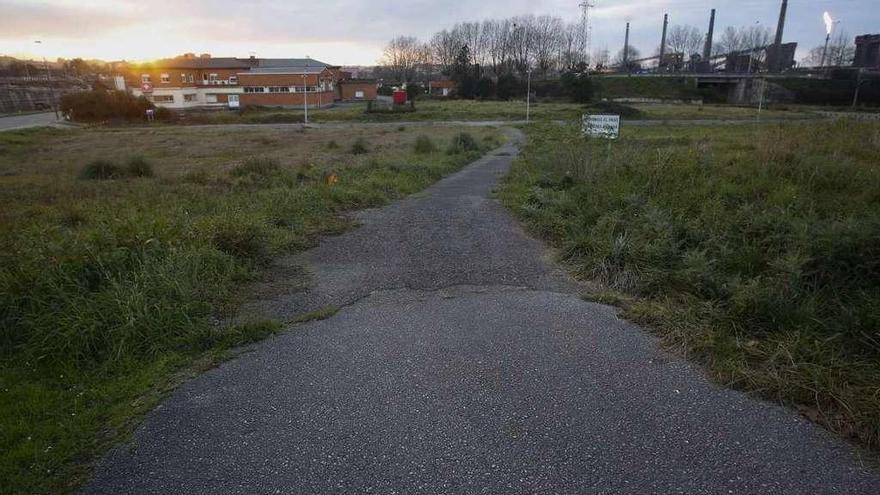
(121, 53, 376, 109)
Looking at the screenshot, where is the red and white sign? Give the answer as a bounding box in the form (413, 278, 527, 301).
(141, 82, 153, 93)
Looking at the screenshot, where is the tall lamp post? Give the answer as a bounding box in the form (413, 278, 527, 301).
(526, 68, 532, 123)
(35, 40, 59, 119)
(302, 73, 308, 125)
(747, 21, 760, 74)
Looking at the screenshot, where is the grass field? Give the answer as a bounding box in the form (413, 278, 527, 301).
(175, 100, 816, 126)
(0, 124, 503, 493)
(500, 120, 880, 450)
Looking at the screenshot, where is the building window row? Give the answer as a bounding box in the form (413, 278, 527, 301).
(243, 86, 321, 93)
(152, 95, 174, 103)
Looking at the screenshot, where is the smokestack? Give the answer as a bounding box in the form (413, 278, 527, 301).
(703, 9, 716, 59)
(624, 22, 630, 70)
(771, 0, 788, 72)
(659, 14, 668, 66)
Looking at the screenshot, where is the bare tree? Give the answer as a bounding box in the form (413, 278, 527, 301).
(802, 30, 855, 67)
(666, 25, 703, 58)
(380, 36, 425, 82)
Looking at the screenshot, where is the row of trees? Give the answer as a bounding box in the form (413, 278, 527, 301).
(378, 15, 598, 82)
(379, 15, 860, 83)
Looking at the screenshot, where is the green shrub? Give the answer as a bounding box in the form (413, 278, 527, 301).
(126, 156, 154, 177)
(211, 221, 269, 261)
(446, 132, 479, 154)
(588, 101, 644, 119)
(79, 159, 123, 180)
(414, 135, 436, 154)
(61, 90, 153, 122)
(325, 139, 339, 149)
(350, 137, 369, 155)
(560, 71, 594, 103)
(230, 157, 280, 178)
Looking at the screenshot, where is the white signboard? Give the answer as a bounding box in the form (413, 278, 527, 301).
(582, 114, 620, 139)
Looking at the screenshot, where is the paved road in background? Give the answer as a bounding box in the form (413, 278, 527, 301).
(0, 111, 60, 131)
(83, 129, 880, 494)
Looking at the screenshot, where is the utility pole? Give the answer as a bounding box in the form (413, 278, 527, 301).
(302, 73, 309, 125)
(578, 1, 595, 67)
(35, 40, 59, 120)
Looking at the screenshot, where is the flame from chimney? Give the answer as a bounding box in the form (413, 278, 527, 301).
(823, 11, 833, 35)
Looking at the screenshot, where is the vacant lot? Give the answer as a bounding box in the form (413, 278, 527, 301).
(0, 124, 502, 493)
(500, 120, 880, 450)
(178, 100, 815, 125)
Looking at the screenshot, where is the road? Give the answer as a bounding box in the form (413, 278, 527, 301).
(0, 111, 60, 131)
(83, 129, 880, 494)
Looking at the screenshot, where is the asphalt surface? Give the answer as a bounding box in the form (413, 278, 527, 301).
(0, 111, 60, 131)
(83, 129, 880, 494)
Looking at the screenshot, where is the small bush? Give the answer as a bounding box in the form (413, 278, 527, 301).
(446, 132, 479, 154)
(126, 156, 154, 177)
(397, 125, 406, 132)
(79, 160, 123, 180)
(154, 107, 176, 121)
(589, 101, 644, 119)
(231, 157, 280, 178)
(326, 139, 339, 149)
(61, 90, 153, 122)
(212, 221, 269, 260)
(414, 135, 436, 154)
(350, 138, 369, 155)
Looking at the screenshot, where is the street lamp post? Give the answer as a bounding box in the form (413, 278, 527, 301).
(35, 40, 59, 119)
(526, 69, 532, 123)
(302, 73, 308, 125)
(747, 21, 760, 74)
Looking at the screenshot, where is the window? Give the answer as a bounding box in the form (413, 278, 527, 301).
(229, 75, 238, 85)
(160, 73, 170, 83)
(183, 94, 197, 102)
(244, 86, 266, 93)
(208, 73, 218, 83)
(206, 94, 218, 103)
(354, 90, 364, 99)
(268, 86, 290, 93)
(203, 74, 208, 82)
(188, 74, 194, 83)
(141, 74, 151, 83)
(180, 73, 187, 83)
(152, 95, 174, 103)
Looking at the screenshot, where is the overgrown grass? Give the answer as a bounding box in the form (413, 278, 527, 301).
(500, 121, 880, 449)
(174, 100, 817, 126)
(0, 125, 502, 493)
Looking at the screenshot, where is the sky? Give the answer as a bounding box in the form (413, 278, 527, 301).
(1, 0, 878, 65)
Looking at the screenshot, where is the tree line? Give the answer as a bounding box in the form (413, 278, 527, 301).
(378, 15, 858, 83)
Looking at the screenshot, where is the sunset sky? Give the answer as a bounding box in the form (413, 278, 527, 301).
(1, 0, 877, 65)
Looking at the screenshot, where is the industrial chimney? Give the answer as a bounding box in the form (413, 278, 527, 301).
(623, 22, 630, 70)
(771, 0, 788, 72)
(659, 14, 669, 68)
(703, 9, 716, 60)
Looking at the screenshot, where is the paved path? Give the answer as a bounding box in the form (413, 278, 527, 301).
(0, 111, 60, 131)
(83, 130, 880, 494)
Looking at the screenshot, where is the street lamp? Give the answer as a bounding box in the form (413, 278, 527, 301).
(747, 21, 760, 74)
(302, 72, 308, 125)
(526, 68, 532, 123)
(34, 40, 59, 119)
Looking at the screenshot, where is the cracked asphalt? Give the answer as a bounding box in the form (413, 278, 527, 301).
(82, 128, 880, 494)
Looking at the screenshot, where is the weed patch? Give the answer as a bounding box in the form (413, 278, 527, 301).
(501, 121, 880, 449)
